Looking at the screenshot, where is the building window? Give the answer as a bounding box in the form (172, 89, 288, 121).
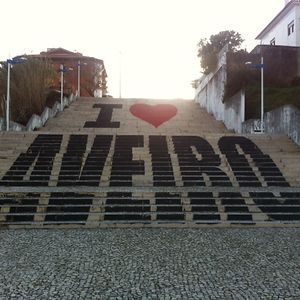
(270, 38, 275, 45)
(288, 20, 294, 36)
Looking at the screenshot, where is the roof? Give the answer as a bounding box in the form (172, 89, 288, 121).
(43, 48, 82, 56)
(256, 0, 300, 40)
(23, 48, 107, 77)
(31, 48, 103, 63)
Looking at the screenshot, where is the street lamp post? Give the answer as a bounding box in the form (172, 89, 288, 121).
(77, 60, 81, 97)
(60, 65, 73, 111)
(60, 64, 64, 111)
(119, 51, 122, 99)
(77, 60, 87, 97)
(260, 56, 264, 133)
(6, 57, 26, 131)
(6, 61, 11, 131)
(245, 56, 265, 133)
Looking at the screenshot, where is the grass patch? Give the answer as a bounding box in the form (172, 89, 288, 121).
(245, 85, 300, 120)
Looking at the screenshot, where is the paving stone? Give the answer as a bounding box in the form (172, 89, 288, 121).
(0, 228, 299, 299)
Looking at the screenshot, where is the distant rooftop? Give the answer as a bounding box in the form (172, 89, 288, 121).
(33, 48, 103, 63)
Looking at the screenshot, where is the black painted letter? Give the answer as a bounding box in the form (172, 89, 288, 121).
(84, 103, 122, 128)
(172, 136, 231, 186)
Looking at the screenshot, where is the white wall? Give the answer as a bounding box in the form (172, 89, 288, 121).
(296, 6, 300, 43)
(194, 46, 245, 133)
(195, 46, 227, 120)
(261, 6, 299, 46)
(94, 89, 102, 97)
(242, 105, 300, 146)
(224, 90, 245, 133)
(195, 68, 226, 121)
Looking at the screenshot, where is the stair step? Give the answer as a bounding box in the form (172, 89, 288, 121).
(1, 98, 299, 228)
(1, 190, 300, 227)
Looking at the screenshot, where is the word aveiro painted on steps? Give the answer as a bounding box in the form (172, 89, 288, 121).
(0, 134, 289, 187)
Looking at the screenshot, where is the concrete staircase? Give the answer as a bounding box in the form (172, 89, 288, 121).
(0, 97, 299, 228)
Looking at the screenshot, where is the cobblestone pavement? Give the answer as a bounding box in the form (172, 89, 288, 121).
(0, 228, 299, 300)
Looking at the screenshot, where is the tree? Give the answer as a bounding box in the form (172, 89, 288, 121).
(197, 30, 244, 74)
(80, 63, 107, 97)
(0, 57, 56, 125)
(191, 79, 201, 89)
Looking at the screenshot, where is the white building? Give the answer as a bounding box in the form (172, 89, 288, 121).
(256, 0, 300, 46)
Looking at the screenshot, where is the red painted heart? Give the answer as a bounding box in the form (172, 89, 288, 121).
(130, 103, 177, 128)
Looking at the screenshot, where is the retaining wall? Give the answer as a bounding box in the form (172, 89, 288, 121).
(194, 46, 245, 133)
(0, 94, 76, 132)
(242, 104, 300, 145)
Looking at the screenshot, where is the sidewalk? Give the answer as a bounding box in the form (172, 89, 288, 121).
(0, 228, 299, 299)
